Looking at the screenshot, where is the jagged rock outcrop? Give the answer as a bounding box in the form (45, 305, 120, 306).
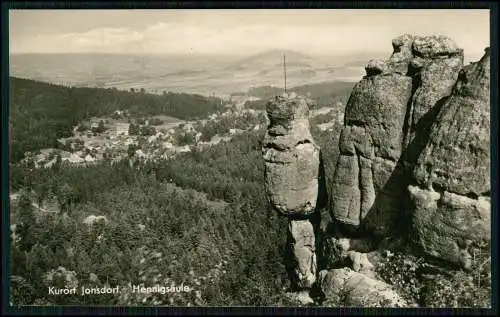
(262, 93, 325, 303)
(408, 48, 490, 268)
(404, 35, 464, 165)
(318, 268, 407, 307)
(330, 34, 465, 237)
(387, 34, 414, 74)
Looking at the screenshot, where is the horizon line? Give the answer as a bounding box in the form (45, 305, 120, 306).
(8, 50, 389, 56)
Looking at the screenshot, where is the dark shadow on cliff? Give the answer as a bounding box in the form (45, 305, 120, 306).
(309, 151, 329, 302)
(317, 94, 451, 252)
(403, 95, 449, 171)
(312, 150, 329, 271)
(356, 94, 450, 247)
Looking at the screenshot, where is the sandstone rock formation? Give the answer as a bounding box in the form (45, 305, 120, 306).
(285, 220, 317, 289)
(330, 34, 466, 237)
(262, 34, 490, 306)
(262, 93, 325, 302)
(318, 268, 407, 307)
(262, 94, 322, 217)
(408, 48, 490, 268)
(404, 35, 464, 166)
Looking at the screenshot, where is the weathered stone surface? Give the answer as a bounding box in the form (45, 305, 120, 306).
(318, 268, 407, 307)
(348, 251, 374, 273)
(404, 36, 464, 161)
(387, 34, 414, 74)
(412, 49, 490, 196)
(331, 72, 412, 232)
(344, 75, 413, 159)
(412, 35, 462, 58)
(408, 186, 490, 268)
(284, 290, 314, 305)
(365, 59, 388, 76)
(329, 35, 468, 237)
(409, 55, 463, 128)
(408, 49, 490, 267)
(328, 34, 413, 233)
(285, 220, 317, 289)
(263, 95, 322, 216)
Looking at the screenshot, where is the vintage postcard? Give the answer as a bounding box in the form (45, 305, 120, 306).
(4, 5, 493, 313)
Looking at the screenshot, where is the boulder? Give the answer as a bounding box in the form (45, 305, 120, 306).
(387, 34, 415, 74)
(408, 186, 490, 269)
(263, 95, 323, 217)
(318, 268, 407, 307)
(365, 59, 388, 76)
(322, 236, 374, 269)
(408, 48, 490, 267)
(412, 35, 462, 58)
(347, 251, 374, 273)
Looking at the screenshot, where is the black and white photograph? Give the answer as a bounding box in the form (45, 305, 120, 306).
(4, 6, 493, 310)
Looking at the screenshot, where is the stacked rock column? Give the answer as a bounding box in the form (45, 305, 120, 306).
(262, 94, 323, 303)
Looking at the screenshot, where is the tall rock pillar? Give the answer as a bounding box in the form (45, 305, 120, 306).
(329, 35, 415, 238)
(262, 93, 325, 304)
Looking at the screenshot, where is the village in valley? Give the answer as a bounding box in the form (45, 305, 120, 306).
(12, 91, 343, 222)
(21, 94, 342, 171)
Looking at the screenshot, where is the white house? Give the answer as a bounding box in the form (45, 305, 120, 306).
(148, 135, 158, 143)
(114, 123, 130, 136)
(177, 145, 191, 153)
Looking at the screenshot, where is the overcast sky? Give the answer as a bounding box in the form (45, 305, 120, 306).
(9, 9, 490, 61)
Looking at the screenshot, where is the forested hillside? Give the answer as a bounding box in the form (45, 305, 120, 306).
(9, 77, 224, 162)
(10, 117, 342, 306)
(8, 74, 348, 306)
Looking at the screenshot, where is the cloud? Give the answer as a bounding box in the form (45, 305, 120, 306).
(10, 16, 489, 60)
(150, 22, 406, 55)
(11, 27, 144, 53)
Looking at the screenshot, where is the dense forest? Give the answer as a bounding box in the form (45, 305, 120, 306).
(9, 93, 342, 306)
(8, 76, 346, 306)
(9, 126, 329, 306)
(9, 77, 225, 163)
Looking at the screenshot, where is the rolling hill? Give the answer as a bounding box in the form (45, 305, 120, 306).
(227, 49, 329, 70)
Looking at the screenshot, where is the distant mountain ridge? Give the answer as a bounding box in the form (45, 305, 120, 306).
(227, 49, 330, 71)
